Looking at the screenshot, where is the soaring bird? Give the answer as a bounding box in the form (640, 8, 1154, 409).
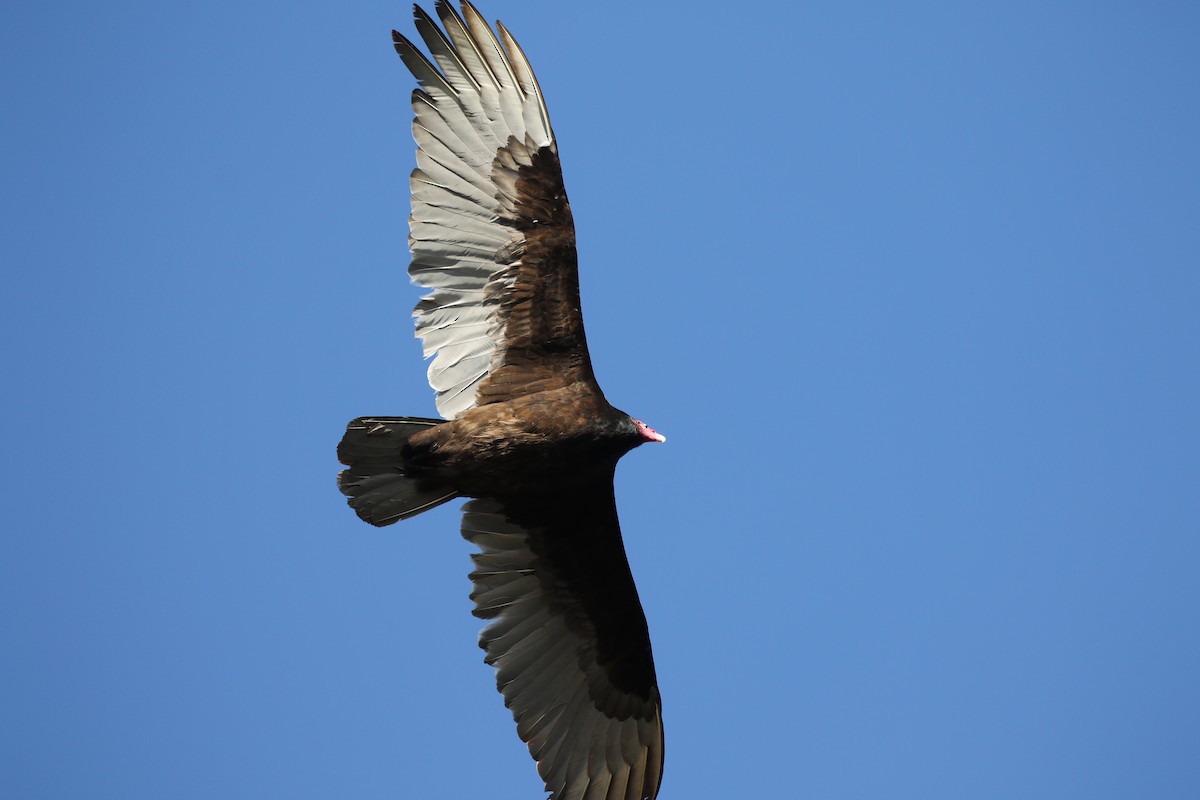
(336, 3, 666, 799)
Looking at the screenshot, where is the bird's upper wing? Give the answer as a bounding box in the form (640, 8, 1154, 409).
(393, 1, 598, 420)
(461, 489, 664, 800)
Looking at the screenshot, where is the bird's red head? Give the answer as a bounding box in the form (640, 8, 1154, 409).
(633, 419, 666, 443)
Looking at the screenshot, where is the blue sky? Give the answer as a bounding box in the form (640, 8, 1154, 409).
(4, 1, 1199, 798)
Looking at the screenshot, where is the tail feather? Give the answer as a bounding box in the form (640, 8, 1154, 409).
(337, 416, 457, 526)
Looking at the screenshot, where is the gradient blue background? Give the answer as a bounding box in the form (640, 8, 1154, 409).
(4, 2, 1199, 798)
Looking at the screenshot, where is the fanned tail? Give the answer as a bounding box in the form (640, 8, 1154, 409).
(337, 416, 458, 526)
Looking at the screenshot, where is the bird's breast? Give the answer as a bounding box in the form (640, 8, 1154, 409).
(405, 389, 624, 496)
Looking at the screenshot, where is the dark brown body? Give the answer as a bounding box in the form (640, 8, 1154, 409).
(403, 385, 644, 497)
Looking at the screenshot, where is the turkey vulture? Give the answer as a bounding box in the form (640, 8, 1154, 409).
(335, 3, 666, 799)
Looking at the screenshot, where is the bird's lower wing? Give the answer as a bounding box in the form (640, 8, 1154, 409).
(461, 491, 664, 800)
